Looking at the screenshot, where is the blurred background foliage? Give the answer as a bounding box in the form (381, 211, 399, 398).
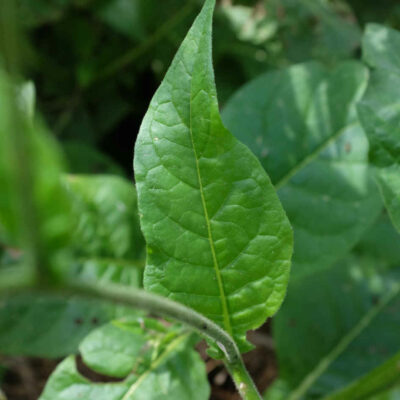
(11, 0, 400, 178)
(2, 1, 400, 399)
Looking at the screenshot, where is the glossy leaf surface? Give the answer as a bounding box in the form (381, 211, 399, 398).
(223, 61, 382, 277)
(134, 0, 293, 351)
(358, 24, 400, 232)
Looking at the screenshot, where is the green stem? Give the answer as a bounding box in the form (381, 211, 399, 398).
(1, 281, 262, 400)
(227, 358, 264, 400)
(322, 350, 400, 400)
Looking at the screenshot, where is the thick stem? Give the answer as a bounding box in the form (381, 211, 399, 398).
(227, 358, 264, 400)
(1, 281, 262, 400)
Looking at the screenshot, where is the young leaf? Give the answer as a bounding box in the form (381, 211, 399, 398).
(79, 320, 148, 378)
(358, 24, 400, 232)
(223, 61, 382, 278)
(134, 0, 293, 352)
(40, 334, 210, 400)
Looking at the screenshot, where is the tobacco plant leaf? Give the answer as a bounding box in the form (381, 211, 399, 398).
(134, 0, 293, 352)
(267, 226, 400, 400)
(40, 333, 210, 400)
(0, 293, 137, 358)
(223, 61, 382, 278)
(79, 320, 148, 378)
(358, 24, 400, 232)
(65, 175, 145, 286)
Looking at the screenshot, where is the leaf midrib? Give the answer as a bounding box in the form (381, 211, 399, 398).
(121, 334, 188, 400)
(187, 19, 233, 338)
(275, 122, 358, 190)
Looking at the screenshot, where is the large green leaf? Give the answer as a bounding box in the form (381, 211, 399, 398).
(358, 24, 400, 232)
(40, 332, 210, 400)
(134, 0, 293, 352)
(268, 233, 400, 400)
(222, 61, 382, 278)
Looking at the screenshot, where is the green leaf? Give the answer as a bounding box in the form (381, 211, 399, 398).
(270, 252, 400, 399)
(371, 387, 400, 400)
(0, 293, 136, 358)
(40, 334, 210, 400)
(67, 175, 144, 261)
(65, 175, 145, 287)
(79, 321, 147, 378)
(354, 212, 400, 270)
(358, 24, 400, 232)
(323, 350, 400, 400)
(223, 61, 382, 278)
(134, 0, 293, 352)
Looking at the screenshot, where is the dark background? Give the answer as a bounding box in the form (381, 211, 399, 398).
(16, 0, 400, 178)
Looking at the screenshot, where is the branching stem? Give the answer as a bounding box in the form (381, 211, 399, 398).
(1, 280, 262, 400)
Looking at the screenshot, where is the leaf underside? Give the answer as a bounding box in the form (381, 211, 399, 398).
(134, 0, 293, 351)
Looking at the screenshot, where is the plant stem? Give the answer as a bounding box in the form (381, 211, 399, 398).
(227, 358, 264, 400)
(1, 280, 262, 400)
